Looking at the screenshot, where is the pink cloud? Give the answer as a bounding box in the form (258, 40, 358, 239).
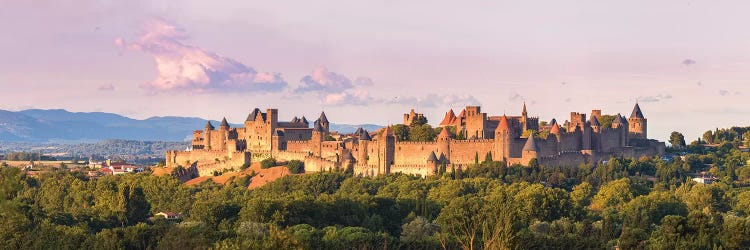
(116, 18, 286, 93)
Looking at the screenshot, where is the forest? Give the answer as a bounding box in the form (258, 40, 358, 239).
(1, 128, 750, 249)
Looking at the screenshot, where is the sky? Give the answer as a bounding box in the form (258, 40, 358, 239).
(1, 0, 749, 142)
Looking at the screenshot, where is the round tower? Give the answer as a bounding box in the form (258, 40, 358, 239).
(494, 115, 511, 160)
(627, 103, 647, 140)
(521, 135, 539, 165)
(426, 151, 439, 175)
(437, 127, 452, 162)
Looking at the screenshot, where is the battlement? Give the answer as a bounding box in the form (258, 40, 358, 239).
(450, 139, 495, 144)
(395, 141, 437, 145)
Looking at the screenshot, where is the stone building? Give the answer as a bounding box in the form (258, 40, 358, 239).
(166, 103, 665, 177)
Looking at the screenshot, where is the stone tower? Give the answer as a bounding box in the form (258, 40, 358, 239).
(219, 117, 229, 151)
(426, 151, 439, 175)
(494, 115, 511, 160)
(204, 121, 214, 150)
(437, 127, 452, 162)
(311, 121, 324, 157)
(318, 111, 330, 134)
(379, 126, 395, 174)
(521, 135, 539, 165)
(628, 103, 647, 140)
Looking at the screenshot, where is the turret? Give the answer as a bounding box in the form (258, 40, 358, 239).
(628, 103, 647, 140)
(521, 135, 539, 164)
(437, 127, 452, 161)
(311, 121, 325, 157)
(318, 111, 330, 133)
(219, 117, 229, 130)
(342, 151, 356, 172)
(379, 126, 395, 174)
(590, 115, 601, 132)
(426, 151, 439, 175)
(204, 120, 214, 150)
(494, 115, 511, 160)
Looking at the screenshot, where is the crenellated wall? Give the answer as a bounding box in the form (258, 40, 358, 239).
(393, 141, 439, 165)
(448, 139, 495, 165)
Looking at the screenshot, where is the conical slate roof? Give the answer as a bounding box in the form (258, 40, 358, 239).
(354, 127, 364, 135)
(246, 108, 261, 121)
(590, 115, 600, 127)
(630, 103, 645, 119)
(313, 121, 324, 132)
(220, 117, 229, 127)
(291, 116, 299, 123)
(301, 116, 309, 125)
(319, 111, 329, 123)
(612, 114, 623, 125)
(359, 131, 372, 141)
(550, 118, 557, 125)
(427, 151, 438, 162)
(205, 121, 215, 130)
(522, 135, 539, 152)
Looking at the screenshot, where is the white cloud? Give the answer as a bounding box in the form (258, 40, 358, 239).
(116, 18, 286, 93)
(97, 83, 115, 91)
(295, 66, 372, 93)
(636, 94, 673, 103)
(324, 89, 379, 106)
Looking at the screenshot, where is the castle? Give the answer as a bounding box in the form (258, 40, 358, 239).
(166, 103, 665, 177)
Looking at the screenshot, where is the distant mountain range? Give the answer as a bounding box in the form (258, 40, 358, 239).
(0, 109, 383, 143)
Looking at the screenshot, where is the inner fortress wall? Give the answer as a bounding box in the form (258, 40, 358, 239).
(448, 139, 494, 165)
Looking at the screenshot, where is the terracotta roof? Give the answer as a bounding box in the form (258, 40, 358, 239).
(550, 123, 561, 134)
(458, 109, 466, 118)
(522, 135, 539, 151)
(438, 127, 453, 138)
(439, 109, 457, 126)
(496, 115, 510, 131)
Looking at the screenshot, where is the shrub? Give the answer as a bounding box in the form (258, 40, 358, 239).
(260, 158, 277, 169)
(287, 160, 305, 174)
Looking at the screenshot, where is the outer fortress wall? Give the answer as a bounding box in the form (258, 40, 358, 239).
(304, 156, 338, 172)
(390, 164, 434, 176)
(394, 141, 438, 165)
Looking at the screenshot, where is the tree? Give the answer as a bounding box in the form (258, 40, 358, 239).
(410, 115, 428, 127)
(702, 131, 714, 144)
(669, 131, 686, 149)
(261, 158, 277, 169)
(590, 178, 634, 211)
(391, 124, 410, 141)
(287, 160, 304, 174)
(409, 124, 436, 142)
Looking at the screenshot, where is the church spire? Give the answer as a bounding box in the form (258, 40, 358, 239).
(522, 101, 528, 117)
